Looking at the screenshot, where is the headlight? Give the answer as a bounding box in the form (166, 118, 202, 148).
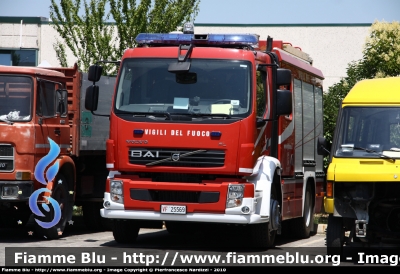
(226, 184, 244, 208)
(110, 180, 123, 204)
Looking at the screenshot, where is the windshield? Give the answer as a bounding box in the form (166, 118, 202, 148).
(114, 58, 251, 118)
(0, 75, 32, 122)
(334, 107, 400, 158)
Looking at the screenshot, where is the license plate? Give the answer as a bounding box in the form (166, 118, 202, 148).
(161, 205, 186, 214)
(0, 163, 7, 169)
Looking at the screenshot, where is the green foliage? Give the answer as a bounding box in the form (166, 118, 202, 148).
(323, 20, 400, 167)
(50, 0, 200, 73)
(53, 42, 68, 67)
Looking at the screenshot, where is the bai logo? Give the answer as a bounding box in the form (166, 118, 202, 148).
(28, 137, 61, 229)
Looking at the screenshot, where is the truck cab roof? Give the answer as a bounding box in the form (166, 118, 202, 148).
(343, 77, 400, 104)
(0, 65, 66, 78)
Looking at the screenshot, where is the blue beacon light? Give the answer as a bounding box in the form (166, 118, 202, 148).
(135, 33, 259, 47)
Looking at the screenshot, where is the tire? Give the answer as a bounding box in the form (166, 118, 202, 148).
(326, 215, 344, 256)
(248, 184, 279, 249)
(34, 174, 74, 239)
(291, 184, 314, 239)
(112, 219, 140, 244)
(82, 202, 112, 231)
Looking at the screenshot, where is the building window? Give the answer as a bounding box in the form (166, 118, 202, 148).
(0, 50, 37, 66)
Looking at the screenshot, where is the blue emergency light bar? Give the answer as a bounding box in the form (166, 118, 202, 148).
(135, 33, 259, 47)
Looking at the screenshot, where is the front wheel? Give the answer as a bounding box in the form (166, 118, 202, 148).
(112, 219, 140, 244)
(248, 185, 279, 248)
(33, 174, 74, 239)
(326, 215, 345, 255)
(82, 202, 112, 231)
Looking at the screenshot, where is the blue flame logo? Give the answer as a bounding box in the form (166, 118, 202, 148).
(29, 137, 62, 229)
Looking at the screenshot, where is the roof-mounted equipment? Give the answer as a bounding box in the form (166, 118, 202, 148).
(135, 33, 259, 48)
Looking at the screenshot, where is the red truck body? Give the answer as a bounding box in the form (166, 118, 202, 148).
(86, 29, 325, 247)
(0, 64, 112, 238)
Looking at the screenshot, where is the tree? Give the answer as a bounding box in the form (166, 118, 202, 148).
(50, 0, 116, 73)
(50, 0, 200, 73)
(323, 20, 400, 154)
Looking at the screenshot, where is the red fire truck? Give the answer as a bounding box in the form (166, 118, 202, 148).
(85, 24, 325, 248)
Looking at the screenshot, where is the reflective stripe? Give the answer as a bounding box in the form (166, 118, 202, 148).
(239, 168, 253, 173)
(278, 120, 294, 144)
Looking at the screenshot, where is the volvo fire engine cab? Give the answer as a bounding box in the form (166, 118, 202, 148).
(85, 23, 325, 248)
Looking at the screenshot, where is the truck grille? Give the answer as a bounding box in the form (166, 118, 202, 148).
(0, 144, 14, 172)
(128, 148, 225, 167)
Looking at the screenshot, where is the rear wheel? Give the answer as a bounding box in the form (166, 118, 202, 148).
(112, 219, 140, 244)
(326, 215, 345, 255)
(292, 184, 314, 238)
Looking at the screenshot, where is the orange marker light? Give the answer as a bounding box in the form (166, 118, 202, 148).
(326, 182, 333, 198)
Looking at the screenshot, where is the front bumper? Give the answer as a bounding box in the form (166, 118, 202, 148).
(324, 196, 334, 214)
(101, 192, 267, 224)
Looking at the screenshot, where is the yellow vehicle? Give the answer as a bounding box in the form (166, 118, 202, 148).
(318, 77, 400, 253)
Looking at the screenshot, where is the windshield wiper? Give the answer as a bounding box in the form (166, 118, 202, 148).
(353, 146, 396, 161)
(129, 111, 233, 120)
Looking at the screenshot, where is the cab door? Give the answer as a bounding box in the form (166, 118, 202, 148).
(34, 79, 62, 181)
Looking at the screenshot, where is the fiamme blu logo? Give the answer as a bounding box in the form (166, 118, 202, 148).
(28, 137, 61, 229)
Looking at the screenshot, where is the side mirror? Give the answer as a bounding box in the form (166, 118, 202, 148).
(276, 89, 292, 116)
(317, 136, 330, 156)
(276, 68, 292, 87)
(88, 65, 103, 82)
(85, 85, 99, 111)
(56, 89, 68, 117)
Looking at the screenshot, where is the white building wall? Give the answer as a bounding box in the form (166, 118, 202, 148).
(0, 18, 371, 91)
(194, 25, 370, 90)
(40, 25, 78, 67)
(0, 22, 40, 49)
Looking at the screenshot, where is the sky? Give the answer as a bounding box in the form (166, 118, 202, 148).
(0, 0, 400, 24)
